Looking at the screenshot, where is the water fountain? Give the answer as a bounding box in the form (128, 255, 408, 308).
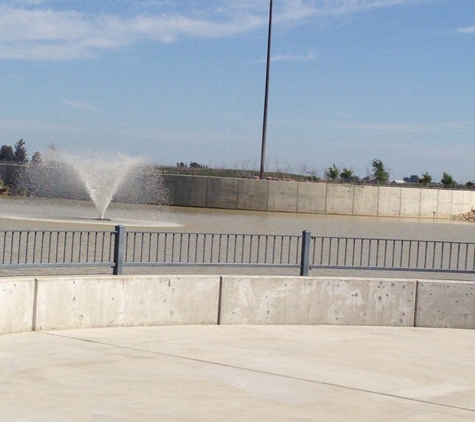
(16, 148, 170, 222)
(56, 151, 147, 220)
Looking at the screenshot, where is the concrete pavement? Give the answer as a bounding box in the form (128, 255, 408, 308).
(0, 325, 474, 421)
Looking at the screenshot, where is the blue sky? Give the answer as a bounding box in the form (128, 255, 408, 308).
(1, 0, 475, 182)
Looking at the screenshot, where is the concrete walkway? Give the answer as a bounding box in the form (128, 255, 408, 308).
(0, 325, 474, 421)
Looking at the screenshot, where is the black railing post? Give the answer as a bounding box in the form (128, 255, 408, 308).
(300, 230, 311, 276)
(113, 225, 125, 275)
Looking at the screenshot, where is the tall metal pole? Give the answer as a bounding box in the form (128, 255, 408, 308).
(260, 0, 273, 179)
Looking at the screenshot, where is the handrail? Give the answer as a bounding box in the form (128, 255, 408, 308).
(1, 226, 474, 276)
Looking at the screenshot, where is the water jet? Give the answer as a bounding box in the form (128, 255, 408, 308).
(18, 148, 169, 221)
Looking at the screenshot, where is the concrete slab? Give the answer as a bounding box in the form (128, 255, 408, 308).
(469, 190, 475, 211)
(400, 188, 421, 217)
(416, 280, 475, 329)
(0, 277, 35, 334)
(0, 325, 474, 421)
(161, 175, 177, 204)
(174, 176, 208, 207)
(437, 190, 452, 218)
(237, 179, 268, 211)
(420, 188, 438, 218)
(35, 275, 220, 331)
(325, 184, 354, 215)
(296, 182, 327, 214)
(267, 181, 298, 212)
(378, 186, 402, 217)
(353, 185, 378, 216)
(219, 276, 416, 326)
(462, 190, 472, 214)
(451, 190, 465, 216)
(206, 177, 238, 209)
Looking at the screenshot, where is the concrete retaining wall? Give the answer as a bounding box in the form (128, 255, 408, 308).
(164, 175, 475, 219)
(0, 275, 473, 334)
(35, 275, 221, 331)
(219, 277, 416, 326)
(0, 278, 35, 334)
(415, 281, 475, 329)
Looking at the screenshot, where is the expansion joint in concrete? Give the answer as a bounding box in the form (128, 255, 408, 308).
(413, 280, 420, 328)
(32, 278, 39, 331)
(217, 276, 224, 325)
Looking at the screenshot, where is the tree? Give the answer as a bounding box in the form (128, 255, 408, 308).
(14, 139, 27, 164)
(419, 171, 432, 185)
(372, 159, 389, 183)
(441, 172, 455, 187)
(31, 151, 42, 166)
(326, 164, 339, 182)
(339, 167, 354, 183)
(0, 145, 15, 161)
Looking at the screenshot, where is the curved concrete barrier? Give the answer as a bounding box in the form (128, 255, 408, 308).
(1, 275, 474, 334)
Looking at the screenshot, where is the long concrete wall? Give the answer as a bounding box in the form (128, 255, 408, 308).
(164, 175, 475, 219)
(1, 275, 474, 334)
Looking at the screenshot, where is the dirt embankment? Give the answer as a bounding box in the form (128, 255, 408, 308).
(452, 209, 475, 221)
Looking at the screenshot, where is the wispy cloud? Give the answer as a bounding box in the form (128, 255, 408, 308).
(458, 26, 475, 34)
(272, 50, 317, 62)
(255, 49, 317, 63)
(291, 118, 475, 134)
(334, 120, 475, 133)
(0, 0, 428, 60)
(60, 99, 96, 112)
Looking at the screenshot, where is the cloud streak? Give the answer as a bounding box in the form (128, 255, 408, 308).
(60, 99, 97, 112)
(332, 120, 475, 134)
(458, 26, 475, 34)
(272, 50, 317, 62)
(0, 0, 429, 60)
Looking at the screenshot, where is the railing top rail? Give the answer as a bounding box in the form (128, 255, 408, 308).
(0, 229, 115, 235)
(311, 235, 475, 245)
(124, 230, 475, 247)
(125, 230, 302, 238)
(307, 265, 475, 274)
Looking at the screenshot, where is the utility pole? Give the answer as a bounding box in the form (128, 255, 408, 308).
(259, 0, 273, 180)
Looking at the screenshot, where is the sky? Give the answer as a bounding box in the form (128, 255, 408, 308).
(1, 0, 475, 182)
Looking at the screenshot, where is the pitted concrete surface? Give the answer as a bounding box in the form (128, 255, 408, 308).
(0, 325, 474, 421)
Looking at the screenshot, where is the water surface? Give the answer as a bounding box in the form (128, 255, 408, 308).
(1, 196, 474, 279)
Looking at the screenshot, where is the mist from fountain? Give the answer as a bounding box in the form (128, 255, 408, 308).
(58, 151, 145, 219)
(18, 148, 169, 220)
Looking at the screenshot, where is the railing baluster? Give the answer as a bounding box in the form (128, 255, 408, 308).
(1, 229, 475, 276)
(449, 242, 454, 269)
(225, 235, 230, 263)
(374, 239, 380, 267)
(367, 239, 372, 267)
(457, 243, 461, 270)
(336, 238, 340, 265)
(12, 231, 17, 264)
(186, 233, 191, 263)
(202, 234, 206, 263)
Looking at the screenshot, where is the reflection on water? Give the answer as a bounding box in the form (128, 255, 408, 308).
(1, 196, 474, 280)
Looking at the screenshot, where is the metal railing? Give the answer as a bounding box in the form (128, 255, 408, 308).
(0, 229, 115, 269)
(1, 226, 475, 276)
(309, 236, 475, 274)
(123, 231, 303, 270)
